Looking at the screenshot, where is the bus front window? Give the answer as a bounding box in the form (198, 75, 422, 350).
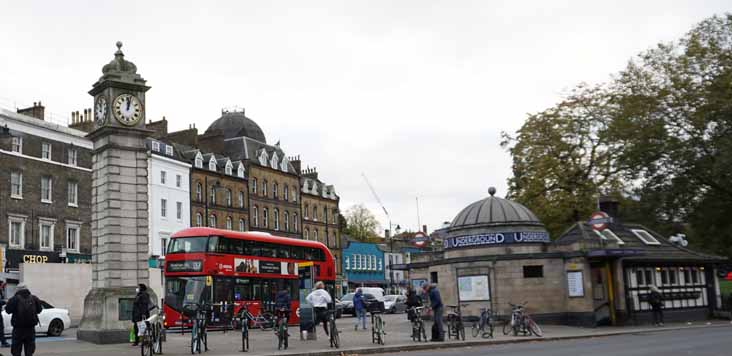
(167, 237, 209, 254)
(165, 276, 207, 311)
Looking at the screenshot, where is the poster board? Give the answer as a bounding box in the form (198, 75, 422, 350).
(567, 271, 584, 297)
(457, 275, 490, 301)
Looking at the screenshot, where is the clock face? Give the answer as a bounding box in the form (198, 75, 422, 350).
(94, 96, 108, 126)
(113, 94, 143, 126)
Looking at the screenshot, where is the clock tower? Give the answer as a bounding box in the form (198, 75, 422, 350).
(78, 42, 156, 344)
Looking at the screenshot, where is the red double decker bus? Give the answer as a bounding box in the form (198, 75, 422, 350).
(163, 227, 336, 328)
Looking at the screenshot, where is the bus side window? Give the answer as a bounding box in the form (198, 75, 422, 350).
(252, 281, 262, 301)
(230, 238, 244, 255)
(277, 246, 290, 259)
(303, 248, 312, 260)
(291, 247, 304, 260)
(261, 244, 276, 258)
(207, 236, 219, 252)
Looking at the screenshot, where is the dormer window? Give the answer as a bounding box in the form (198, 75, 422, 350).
(258, 150, 268, 166)
(225, 161, 233, 175)
(151, 141, 160, 152)
(280, 156, 289, 172)
(208, 157, 216, 171)
(237, 165, 245, 178)
(194, 153, 203, 168)
(593, 229, 625, 245)
(631, 229, 661, 245)
(270, 152, 279, 170)
(165, 145, 174, 156)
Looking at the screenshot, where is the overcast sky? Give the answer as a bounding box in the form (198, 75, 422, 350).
(1, 1, 729, 235)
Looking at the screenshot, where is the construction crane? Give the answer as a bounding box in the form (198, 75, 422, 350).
(361, 173, 392, 238)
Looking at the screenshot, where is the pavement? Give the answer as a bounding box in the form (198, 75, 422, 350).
(22, 313, 732, 356)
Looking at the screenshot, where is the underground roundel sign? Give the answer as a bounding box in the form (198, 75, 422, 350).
(413, 232, 428, 247)
(588, 211, 612, 231)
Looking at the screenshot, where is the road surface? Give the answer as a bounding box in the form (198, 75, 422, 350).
(380, 326, 730, 356)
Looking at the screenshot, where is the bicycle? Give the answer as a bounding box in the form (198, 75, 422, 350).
(328, 308, 340, 349)
(370, 309, 386, 345)
(183, 302, 209, 354)
(274, 307, 290, 350)
(408, 306, 427, 342)
(446, 304, 466, 341)
(471, 307, 494, 338)
(502, 302, 542, 337)
(139, 308, 165, 356)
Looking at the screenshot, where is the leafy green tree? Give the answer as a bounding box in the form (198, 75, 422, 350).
(504, 14, 732, 255)
(343, 204, 381, 241)
(501, 84, 627, 238)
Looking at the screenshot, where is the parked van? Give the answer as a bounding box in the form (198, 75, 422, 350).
(359, 287, 385, 302)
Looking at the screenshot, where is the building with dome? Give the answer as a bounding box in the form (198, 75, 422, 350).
(395, 189, 726, 327)
(147, 108, 343, 293)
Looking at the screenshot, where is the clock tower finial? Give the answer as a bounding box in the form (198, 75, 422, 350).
(88, 42, 150, 131)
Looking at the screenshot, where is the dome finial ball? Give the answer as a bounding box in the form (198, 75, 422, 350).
(116, 41, 123, 50)
(488, 187, 496, 196)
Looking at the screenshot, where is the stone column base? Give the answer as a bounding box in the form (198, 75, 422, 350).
(77, 286, 157, 344)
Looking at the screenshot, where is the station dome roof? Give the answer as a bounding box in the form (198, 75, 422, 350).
(205, 110, 266, 143)
(450, 187, 543, 229)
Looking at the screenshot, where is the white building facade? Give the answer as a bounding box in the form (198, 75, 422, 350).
(147, 139, 191, 261)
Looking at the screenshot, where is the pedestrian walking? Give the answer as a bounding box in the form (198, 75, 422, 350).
(423, 283, 444, 341)
(0, 281, 10, 348)
(305, 281, 332, 337)
(5, 283, 41, 356)
(353, 288, 367, 331)
(649, 285, 664, 326)
(131, 284, 151, 346)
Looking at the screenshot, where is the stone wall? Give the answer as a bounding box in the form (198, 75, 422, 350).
(190, 169, 249, 230)
(20, 263, 92, 325)
(248, 165, 300, 238)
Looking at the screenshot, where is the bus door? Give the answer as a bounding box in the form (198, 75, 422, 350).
(298, 262, 317, 339)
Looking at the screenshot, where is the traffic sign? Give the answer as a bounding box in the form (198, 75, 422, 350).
(588, 211, 612, 231)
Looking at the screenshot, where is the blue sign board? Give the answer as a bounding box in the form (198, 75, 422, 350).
(444, 231, 550, 249)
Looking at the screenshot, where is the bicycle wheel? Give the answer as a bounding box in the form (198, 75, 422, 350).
(152, 324, 162, 354)
(486, 319, 494, 338)
(140, 330, 151, 356)
(420, 321, 427, 342)
(378, 316, 385, 345)
(278, 322, 286, 350)
(527, 318, 543, 337)
(190, 322, 199, 354)
(261, 313, 274, 331)
(458, 322, 465, 341)
(502, 319, 512, 335)
(471, 322, 479, 338)
(331, 320, 340, 349)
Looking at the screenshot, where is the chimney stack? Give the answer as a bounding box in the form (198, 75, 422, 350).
(17, 101, 45, 120)
(598, 196, 620, 219)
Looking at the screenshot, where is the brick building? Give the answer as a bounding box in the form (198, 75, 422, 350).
(0, 104, 93, 280)
(300, 167, 342, 289)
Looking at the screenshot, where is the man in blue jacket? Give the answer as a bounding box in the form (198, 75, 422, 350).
(423, 283, 444, 341)
(353, 288, 367, 331)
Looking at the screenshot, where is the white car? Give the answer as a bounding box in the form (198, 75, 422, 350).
(3, 300, 71, 336)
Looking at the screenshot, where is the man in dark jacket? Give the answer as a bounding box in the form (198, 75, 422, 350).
(649, 286, 664, 326)
(132, 284, 151, 346)
(5, 283, 42, 356)
(274, 287, 291, 322)
(405, 286, 422, 322)
(423, 283, 444, 341)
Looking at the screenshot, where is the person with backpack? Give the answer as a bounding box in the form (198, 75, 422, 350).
(5, 283, 41, 356)
(131, 284, 151, 346)
(649, 285, 664, 326)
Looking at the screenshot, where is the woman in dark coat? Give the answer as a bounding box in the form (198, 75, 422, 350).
(649, 285, 664, 326)
(132, 284, 151, 346)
